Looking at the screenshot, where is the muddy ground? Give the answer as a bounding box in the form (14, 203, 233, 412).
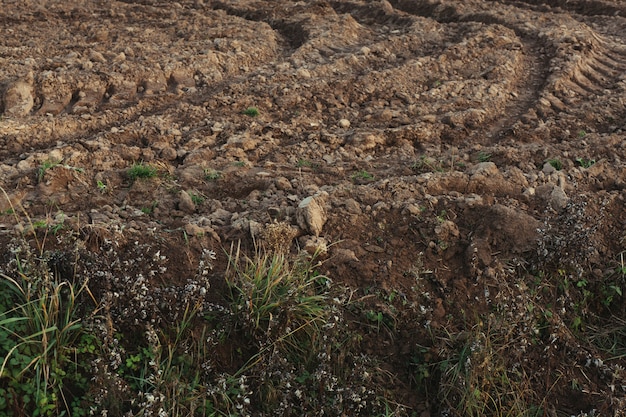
(1, 0, 626, 416)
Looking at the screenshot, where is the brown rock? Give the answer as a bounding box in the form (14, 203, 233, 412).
(179, 190, 196, 213)
(296, 191, 328, 236)
(3, 78, 34, 116)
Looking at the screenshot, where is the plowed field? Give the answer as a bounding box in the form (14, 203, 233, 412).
(1, 1, 626, 416)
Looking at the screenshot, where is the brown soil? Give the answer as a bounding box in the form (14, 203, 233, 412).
(1, 0, 626, 416)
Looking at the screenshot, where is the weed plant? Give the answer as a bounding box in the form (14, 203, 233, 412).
(0, 243, 97, 416)
(37, 160, 84, 184)
(436, 317, 544, 417)
(222, 245, 402, 415)
(204, 168, 221, 181)
(411, 155, 444, 173)
(243, 107, 260, 117)
(37, 160, 61, 183)
(127, 162, 158, 181)
(0, 188, 99, 416)
(547, 158, 562, 171)
(225, 244, 330, 360)
(351, 170, 374, 181)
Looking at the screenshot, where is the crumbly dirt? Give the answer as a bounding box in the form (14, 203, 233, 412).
(1, 0, 626, 416)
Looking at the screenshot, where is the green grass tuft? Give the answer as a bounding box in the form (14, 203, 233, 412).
(243, 107, 260, 117)
(127, 162, 158, 181)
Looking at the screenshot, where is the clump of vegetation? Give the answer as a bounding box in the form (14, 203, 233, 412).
(37, 159, 61, 183)
(243, 107, 260, 117)
(436, 317, 544, 417)
(477, 151, 492, 162)
(96, 179, 108, 193)
(351, 170, 374, 181)
(547, 158, 563, 171)
(127, 161, 158, 181)
(140, 200, 158, 215)
(0, 240, 97, 417)
(258, 222, 298, 254)
(37, 160, 84, 183)
(296, 159, 321, 171)
(576, 157, 595, 168)
(411, 155, 444, 173)
(188, 191, 205, 205)
(225, 246, 329, 356)
(204, 168, 222, 181)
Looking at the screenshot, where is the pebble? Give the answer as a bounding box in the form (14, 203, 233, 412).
(275, 177, 293, 191)
(178, 190, 196, 213)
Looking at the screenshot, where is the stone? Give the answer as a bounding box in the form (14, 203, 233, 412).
(296, 191, 328, 236)
(364, 244, 384, 253)
(275, 177, 293, 191)
(301, 236, 328, 256)
(184, 222, 204, 236)
(542, 161, 556, 174)
(179, 190, 196, 213)
(344, 198, 362, 214)
(536, 184, 569, 210)
(3, 77, 34, 116)
(296, 68, 311, 79)
(468, 161, 499, 176)
(89, 50, 107, 63)
(209, 208, 232, 225)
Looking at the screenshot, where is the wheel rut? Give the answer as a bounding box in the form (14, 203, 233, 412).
(389, 0, 626, 137)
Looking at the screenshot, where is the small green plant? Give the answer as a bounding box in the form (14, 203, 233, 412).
(204, 168, 222, 181)
(409, 345, 433, 394)
(37, 160, 61, 183)
(127, 162, 157, 181)
(141, 201, 158, 215)
(406, 253, 433, 281)
(477, 151, 492, 162)
(351, 170, 374, 181)
(96, 180, 108, 193)
(189, 191, 205, 205)
(411, 155, 444, 173)
(50, 222, 64, 235)
(577, 129, 587, 138)
(600, 283, 622, 308)
(547, 159, 562, 171)
(297, 158, 321, 169)
(233, 161, 247, 167)
(243, 107, 260, 117)
(297, 159, 313, 168)
(575, 157, 595, 168)
(37, 160, 84, 184)
(364, 309, 395, 335)
(32, 219, 48, 230)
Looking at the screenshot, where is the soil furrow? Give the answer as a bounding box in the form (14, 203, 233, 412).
(2, 1, 626, 416)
